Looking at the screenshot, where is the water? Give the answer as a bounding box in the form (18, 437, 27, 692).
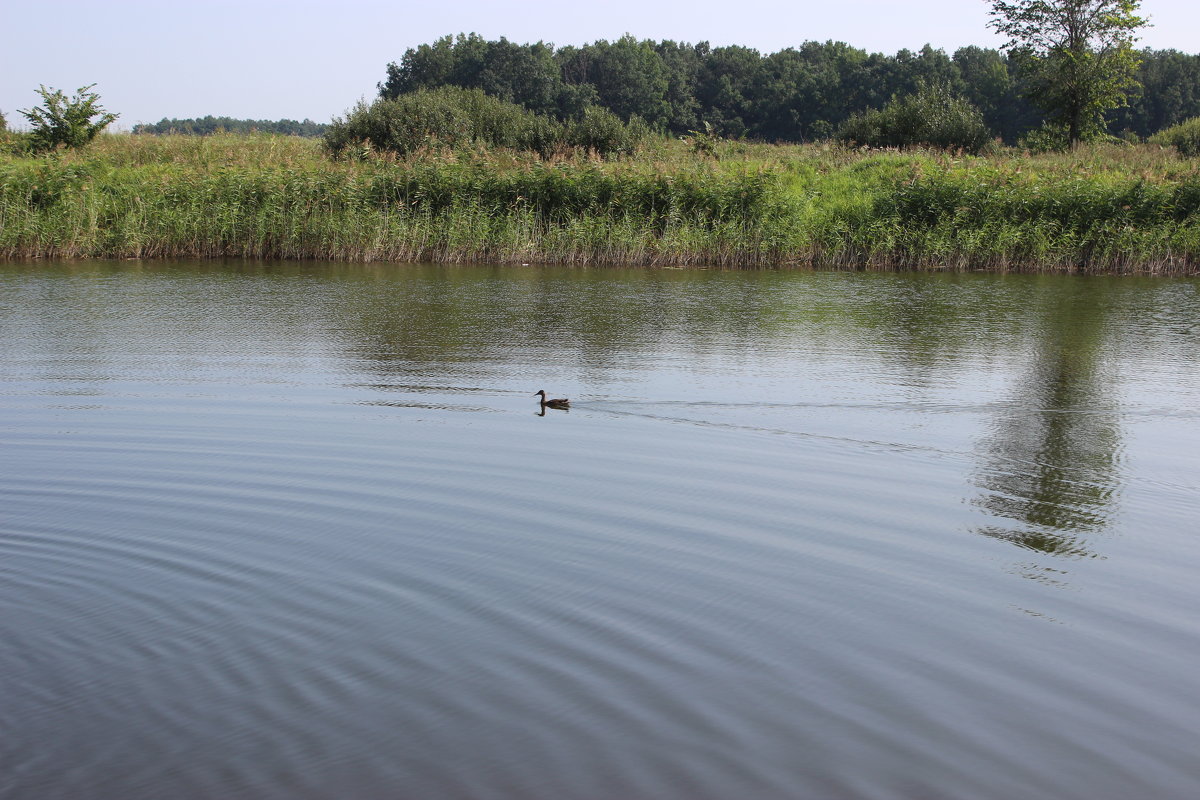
(2, 261, 1198, 799)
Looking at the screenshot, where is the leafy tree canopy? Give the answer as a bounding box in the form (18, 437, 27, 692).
(987, 0, 1147, 145)
(376, 32, 1200, 144)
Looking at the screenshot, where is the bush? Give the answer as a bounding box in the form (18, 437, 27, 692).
(324, 87, 554, 157)
(1020, 122, 1136, 153)
(324, 87, 644, 159)
(682, 121, 721, 158)
(837, 82, 993, 154)
(1150, 117, 1200, 158)
(0, 110, 25, 156)
(1018, 122, 1071, 153)
(565, 106, 646, 156)
(18, 84, 118, 153)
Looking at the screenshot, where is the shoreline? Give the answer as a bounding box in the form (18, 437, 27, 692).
(3, 134, 1198, 275)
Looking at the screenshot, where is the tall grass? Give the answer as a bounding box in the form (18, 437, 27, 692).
(2, 133, 1198, 272)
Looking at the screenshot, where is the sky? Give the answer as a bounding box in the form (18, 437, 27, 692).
(3, 0, 1198, 129)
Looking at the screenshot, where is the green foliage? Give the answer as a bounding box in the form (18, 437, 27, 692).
(133, 116, 327, 137)
(580, 35, 673, 127)
(381, 34, 566, 117)
(836, 82, 994, 153)
(4, 132, 1200, 271)
(18, 84, 118, 153)
(324, 87, 643, 158)
(565, 106, 647, 156)
(1111, 49, 1200, 136)
(1018, 122, 1072, 153)
(953, 45, 1040, 141)
(988, 1, 1147, 147)
(0, 110, 28, 157)
(376, 33, 1200, 145)
(682, 122, 722, 158)
(325, 87, 553, 157)
(1150, 116, 1200, 157)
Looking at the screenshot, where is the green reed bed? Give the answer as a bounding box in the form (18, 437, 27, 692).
(2, 134, 1198, 272)
(867, 156, 1200, 271)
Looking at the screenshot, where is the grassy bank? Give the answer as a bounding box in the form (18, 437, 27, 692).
(2, 133, 1198, 272)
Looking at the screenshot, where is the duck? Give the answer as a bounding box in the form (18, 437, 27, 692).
(534, 390, 570, 410)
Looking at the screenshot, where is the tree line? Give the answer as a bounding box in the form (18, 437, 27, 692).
(132, 116, 328, 137)
(380, 33, 1200, 143)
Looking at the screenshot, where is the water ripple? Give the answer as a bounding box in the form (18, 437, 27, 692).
(3, 262, 1200, 800)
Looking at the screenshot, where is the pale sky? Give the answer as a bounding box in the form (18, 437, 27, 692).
(2, 0, 1197, 128)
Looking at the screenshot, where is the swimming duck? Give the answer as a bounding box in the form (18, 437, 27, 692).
(534, 390, 570, 409)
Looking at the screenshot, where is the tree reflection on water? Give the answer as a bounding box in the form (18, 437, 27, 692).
(970, 281, 1122, 560)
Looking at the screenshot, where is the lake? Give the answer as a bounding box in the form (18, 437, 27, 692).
(2, 260, 1198, 799)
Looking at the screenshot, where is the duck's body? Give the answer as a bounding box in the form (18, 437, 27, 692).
(534, 390, 570, 409)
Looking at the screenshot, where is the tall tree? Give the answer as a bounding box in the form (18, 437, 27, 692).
(953, 46, 1040, 142)
(987, 0, 1148, 146)
(695, 45, 763, 136)
(573, 36, 671, 126)
(655, 40, 704, 133)
(1111, 49, 1200, 136)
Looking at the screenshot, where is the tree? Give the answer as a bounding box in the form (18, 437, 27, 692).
(695, 45, 763, 137)
(986, 0, 1147, 147)
(18, 84, 118, 152)
(381, 34, 566, 118)
(655, 40, 704, 133)
(1111, 49, 1200, 137)
(579, 36, 672, 127)
(953, 46, 1042, 142)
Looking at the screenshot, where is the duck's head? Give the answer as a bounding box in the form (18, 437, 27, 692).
(534, 390, 546, 399)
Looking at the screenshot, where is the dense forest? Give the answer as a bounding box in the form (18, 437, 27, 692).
(380, 33, 1200, 143)
(132, 116, 328, 137)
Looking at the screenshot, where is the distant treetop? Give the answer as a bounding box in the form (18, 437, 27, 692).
(133, 116, 328, 137)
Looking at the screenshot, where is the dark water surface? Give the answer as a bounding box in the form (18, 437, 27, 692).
(2, 261, 1198, 799)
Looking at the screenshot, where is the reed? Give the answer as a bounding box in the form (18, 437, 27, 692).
(2, 133, 1198, 273)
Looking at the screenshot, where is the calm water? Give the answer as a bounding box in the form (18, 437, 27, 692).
(2, 261, 1198, 800)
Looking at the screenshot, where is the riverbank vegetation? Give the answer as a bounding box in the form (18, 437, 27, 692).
(2, 129, 1197, 272)
(379, 32, 1200, 145)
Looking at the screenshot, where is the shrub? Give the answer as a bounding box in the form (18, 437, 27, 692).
(325, 87, 556, 157)
(682, 121, 721, 158)
(1150, 117, 1200, 158)
(324, 87, 556, 157)
(837, 81, 993, 154)
(1018, 122, 1071, 153)
(324, 87, 644, 159)
(566, 106, 646, 156)
(18, 84, 119, 153)
(0, 110, 25, 156)
(325, 90, 473, 157)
